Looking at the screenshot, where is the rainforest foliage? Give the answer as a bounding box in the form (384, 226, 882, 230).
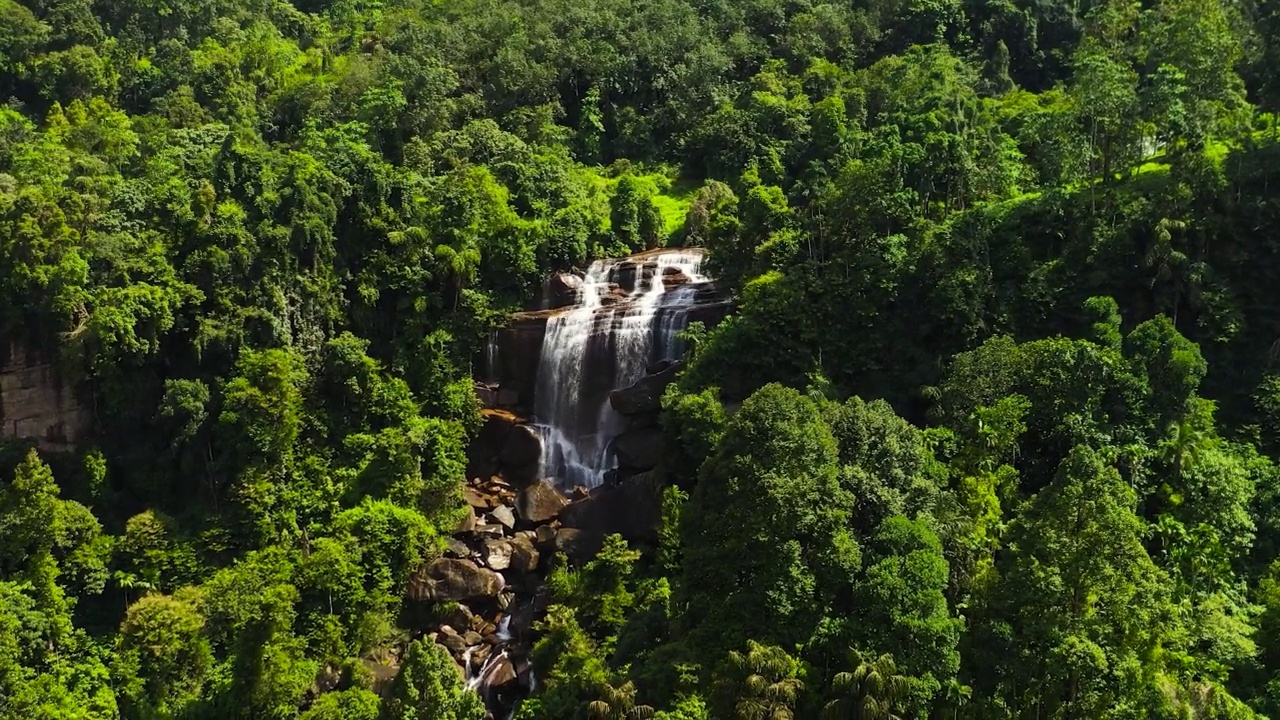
(2, 0, 1280, 717)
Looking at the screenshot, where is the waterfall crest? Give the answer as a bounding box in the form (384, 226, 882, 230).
(533, 249, 709, 489)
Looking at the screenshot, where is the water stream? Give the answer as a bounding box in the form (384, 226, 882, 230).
(532, 250, 708, 489)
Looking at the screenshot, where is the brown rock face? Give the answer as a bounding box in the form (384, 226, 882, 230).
(408, 558, 505, 603)
(559, 470, 664, 550)
(516, 480, 568, 525)
(466, 410, 520, 480)
(0, 344, 89, 451)
(609, 427, 663, 471)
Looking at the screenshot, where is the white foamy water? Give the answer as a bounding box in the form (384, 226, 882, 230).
(533, 249, 708, 489)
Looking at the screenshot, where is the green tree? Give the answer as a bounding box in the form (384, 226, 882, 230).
(383, 640, 485, 720)
(113, 591, 212, 719)
(982, 446, 1173, 717)
(710, 641, 804, 720)
(680, 384, 859, 652)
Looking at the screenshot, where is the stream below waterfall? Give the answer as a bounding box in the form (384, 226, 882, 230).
(532, 249, 709, 489)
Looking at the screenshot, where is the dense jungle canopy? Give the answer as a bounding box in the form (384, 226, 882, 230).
(4, 0, 1280, 717)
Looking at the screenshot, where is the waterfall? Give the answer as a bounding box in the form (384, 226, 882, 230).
(483, 330, 500, 384)
(533, 249, 708, 489)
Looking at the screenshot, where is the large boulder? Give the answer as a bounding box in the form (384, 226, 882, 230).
(542, 272, 583, 310)
(466, 410, 520, 480)
(499, 425, 542, 471)
(516, 479, 568, 525)
(559, 470, 665, 551)
(481, 538, 514, 571)
(408, 558, 505, 603)
(609, 427, 663, 471)
(508, 535, 540, 574)
(609, 361, 683, 416)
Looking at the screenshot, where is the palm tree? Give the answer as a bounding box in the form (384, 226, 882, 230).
(821, 652, 911, 720)
(587, 679, 654, 720)
(940, 678, 972, 720)
(434, 240, 481, 308)
(712, 641, 804, 720)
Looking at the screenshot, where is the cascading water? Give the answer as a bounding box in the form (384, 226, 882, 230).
(533, 249, 709, 489)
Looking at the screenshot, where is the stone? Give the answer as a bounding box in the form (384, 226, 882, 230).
(508, 535, 540, 573)
(441, 603, 475, 631)
(560, 470, 664, 551)
(499, 424, 542, 469)
(485, 655, 518, 691)
(408, 558, 505, 603)
(534, 524, 558, 546)
(463, 486, 496, 511)
(552, 527, 586, 561)
(471, 644, 491, 669)
(436, 630, 467, 657)
(609, 427, 663, 470)
(465, 409, 520, 480)
(454, 508, 476, 534)
(516, 480, 568, 525)
(503, 460, 540, 486)
(473, 524, 506, 536)
(542, 272, 583, 309)
(662, 267, 693, 289)
(462, 630, 483, 646)
(445, 538, 470, 558)
(481, 538, 514, 571)
(609, 360, 683, 415)
(489, 505, 516, 530)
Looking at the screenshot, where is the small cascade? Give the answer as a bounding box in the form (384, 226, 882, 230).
(533, 249, 709, 489)
(483, 330, 500, 383)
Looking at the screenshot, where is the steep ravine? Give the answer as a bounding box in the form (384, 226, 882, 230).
(408, 249, 728, 717)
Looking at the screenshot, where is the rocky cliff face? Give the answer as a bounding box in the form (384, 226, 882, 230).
(0, 344, 89, 451)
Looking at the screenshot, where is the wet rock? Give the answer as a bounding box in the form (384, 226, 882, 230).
(609, 427, 663, 470)
(662, 267, 693, 289)
(486, 655, 519, 691)
(499, 425, 542, 469)
(516, 479, 568, 525)
(610, 360, 683, 415)
(408, 558, 505, 603)
(489, 505, 516, 530)
(598, 285, 630, 306)
(509, 535, 540, 573)
(482, 538, 514, 571)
